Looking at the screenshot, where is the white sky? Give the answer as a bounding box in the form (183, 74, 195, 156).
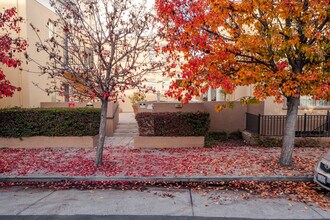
(36, 0, 155, 11)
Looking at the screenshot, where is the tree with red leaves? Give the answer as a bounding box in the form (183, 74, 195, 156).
(0, 7, 27, 98)
(156, 0, 329, 166)
(30, 0, 161, 166)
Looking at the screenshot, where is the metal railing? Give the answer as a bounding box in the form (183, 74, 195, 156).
(246, 111, 330, 137)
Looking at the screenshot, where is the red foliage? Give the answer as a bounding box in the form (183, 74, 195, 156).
(0, 8, 27, 98)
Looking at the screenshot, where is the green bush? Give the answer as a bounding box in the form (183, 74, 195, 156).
(136, 112, 210, 136)
(0, 108, 100, 137)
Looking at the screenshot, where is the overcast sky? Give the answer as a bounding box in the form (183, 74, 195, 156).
(36, 0, 155, 11)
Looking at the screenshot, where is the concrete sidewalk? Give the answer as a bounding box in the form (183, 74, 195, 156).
(0, 186, 329, 219)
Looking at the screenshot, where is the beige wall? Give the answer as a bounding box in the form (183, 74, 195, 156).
(0, 1, 25, 108)
(203, 101, 247, 133)
(0, 0, 60, 108)
(264, 97, 330, 115)
(247, 101, 265, 115)
(137, 101, 205, 113)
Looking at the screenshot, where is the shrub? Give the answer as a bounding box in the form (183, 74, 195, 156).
(0, 108, 100, 137)
(136, 112, 210, 136)
(128, 92, 146, 105)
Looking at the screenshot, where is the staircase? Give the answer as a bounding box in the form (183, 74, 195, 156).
(113, 122, 139, 137)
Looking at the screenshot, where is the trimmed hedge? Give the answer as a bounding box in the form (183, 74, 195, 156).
(136, 112, 210, 136)
(0, 108, 101, 137)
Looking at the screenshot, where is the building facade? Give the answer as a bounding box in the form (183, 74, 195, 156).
(0, 0, 63, 108)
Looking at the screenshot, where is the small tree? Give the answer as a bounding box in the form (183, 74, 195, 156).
(30, 0, 160, 166)
(156, 0, 329, 166)
(0, 7, 27, 98)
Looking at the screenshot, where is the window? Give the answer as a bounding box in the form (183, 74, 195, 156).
(84, 47, 93, 67)
(48, 21, 54, 39)
(162, 80, 170, 91)
(147, 78, 157, 90)
(162, 52, 169, 62)
(300, 96, 330, 108)
(149, 47, 155, 61)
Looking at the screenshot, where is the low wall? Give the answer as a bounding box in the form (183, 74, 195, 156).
(247, 102, 265, 115)
(40, 101, 119, 136)
(203, 101, 247, 133)
(134, 136, 205, 149)
(0, 136, 98, 149)
(137, 102, 205, 113)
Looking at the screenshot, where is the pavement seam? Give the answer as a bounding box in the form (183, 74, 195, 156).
(16, 190, 55, 215)
(306, 202, 326, 218)
(189, 188, 195, 216)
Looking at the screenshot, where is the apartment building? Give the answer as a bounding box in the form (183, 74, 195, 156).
(0, 0, 63, 108)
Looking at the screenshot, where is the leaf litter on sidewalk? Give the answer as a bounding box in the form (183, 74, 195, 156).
(0, 143, 327, 177)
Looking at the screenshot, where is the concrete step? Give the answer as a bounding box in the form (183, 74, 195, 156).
(113, 122, 139, 137)
(113, 133, 139, 137)
(114, 128, 138, 133)
(116, 123, 138, 128)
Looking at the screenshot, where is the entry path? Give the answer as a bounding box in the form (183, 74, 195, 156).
(0, 186, 329, 219)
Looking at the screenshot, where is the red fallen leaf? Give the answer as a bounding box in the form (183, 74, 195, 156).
(0, 141, 328, 193)
(1, 187, 10, 192)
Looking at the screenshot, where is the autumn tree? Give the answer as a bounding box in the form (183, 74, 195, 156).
(156, 0, 329, 166)
(0, 7, 27, 98)
(30, 0, 160, 166)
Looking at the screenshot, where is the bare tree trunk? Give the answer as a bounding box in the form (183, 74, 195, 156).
(279, 96, 300, 166)
(95, 99, 108, 166)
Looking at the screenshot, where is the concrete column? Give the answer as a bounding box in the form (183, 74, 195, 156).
(156, 91, 160, 102)
(207, 87, 212, 101)
(216, 88, 221, 101)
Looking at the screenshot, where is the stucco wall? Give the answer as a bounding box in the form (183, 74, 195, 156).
(264, 97, 330, 115)
(136, 102, 205, 113)
(247, 102, 265, 115)
(0, 0, 60, 108)
(203, 101, 247, 133)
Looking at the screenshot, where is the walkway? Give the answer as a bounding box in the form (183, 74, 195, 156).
(112, 113, 138, 138)
(0, 186, 329, 219)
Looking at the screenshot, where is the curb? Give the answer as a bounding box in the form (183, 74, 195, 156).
(0, 176, 313, 183)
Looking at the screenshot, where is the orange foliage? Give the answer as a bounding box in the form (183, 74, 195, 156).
(156, 0, 329, 103)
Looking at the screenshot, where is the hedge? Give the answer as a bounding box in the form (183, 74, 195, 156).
(0, 108, 101, 137)
(136, 112, 210, 136)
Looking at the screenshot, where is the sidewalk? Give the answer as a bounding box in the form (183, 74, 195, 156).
(0, 185, 329, 219)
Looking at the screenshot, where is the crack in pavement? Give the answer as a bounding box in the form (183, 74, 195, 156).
(16, 190, 55, 215)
